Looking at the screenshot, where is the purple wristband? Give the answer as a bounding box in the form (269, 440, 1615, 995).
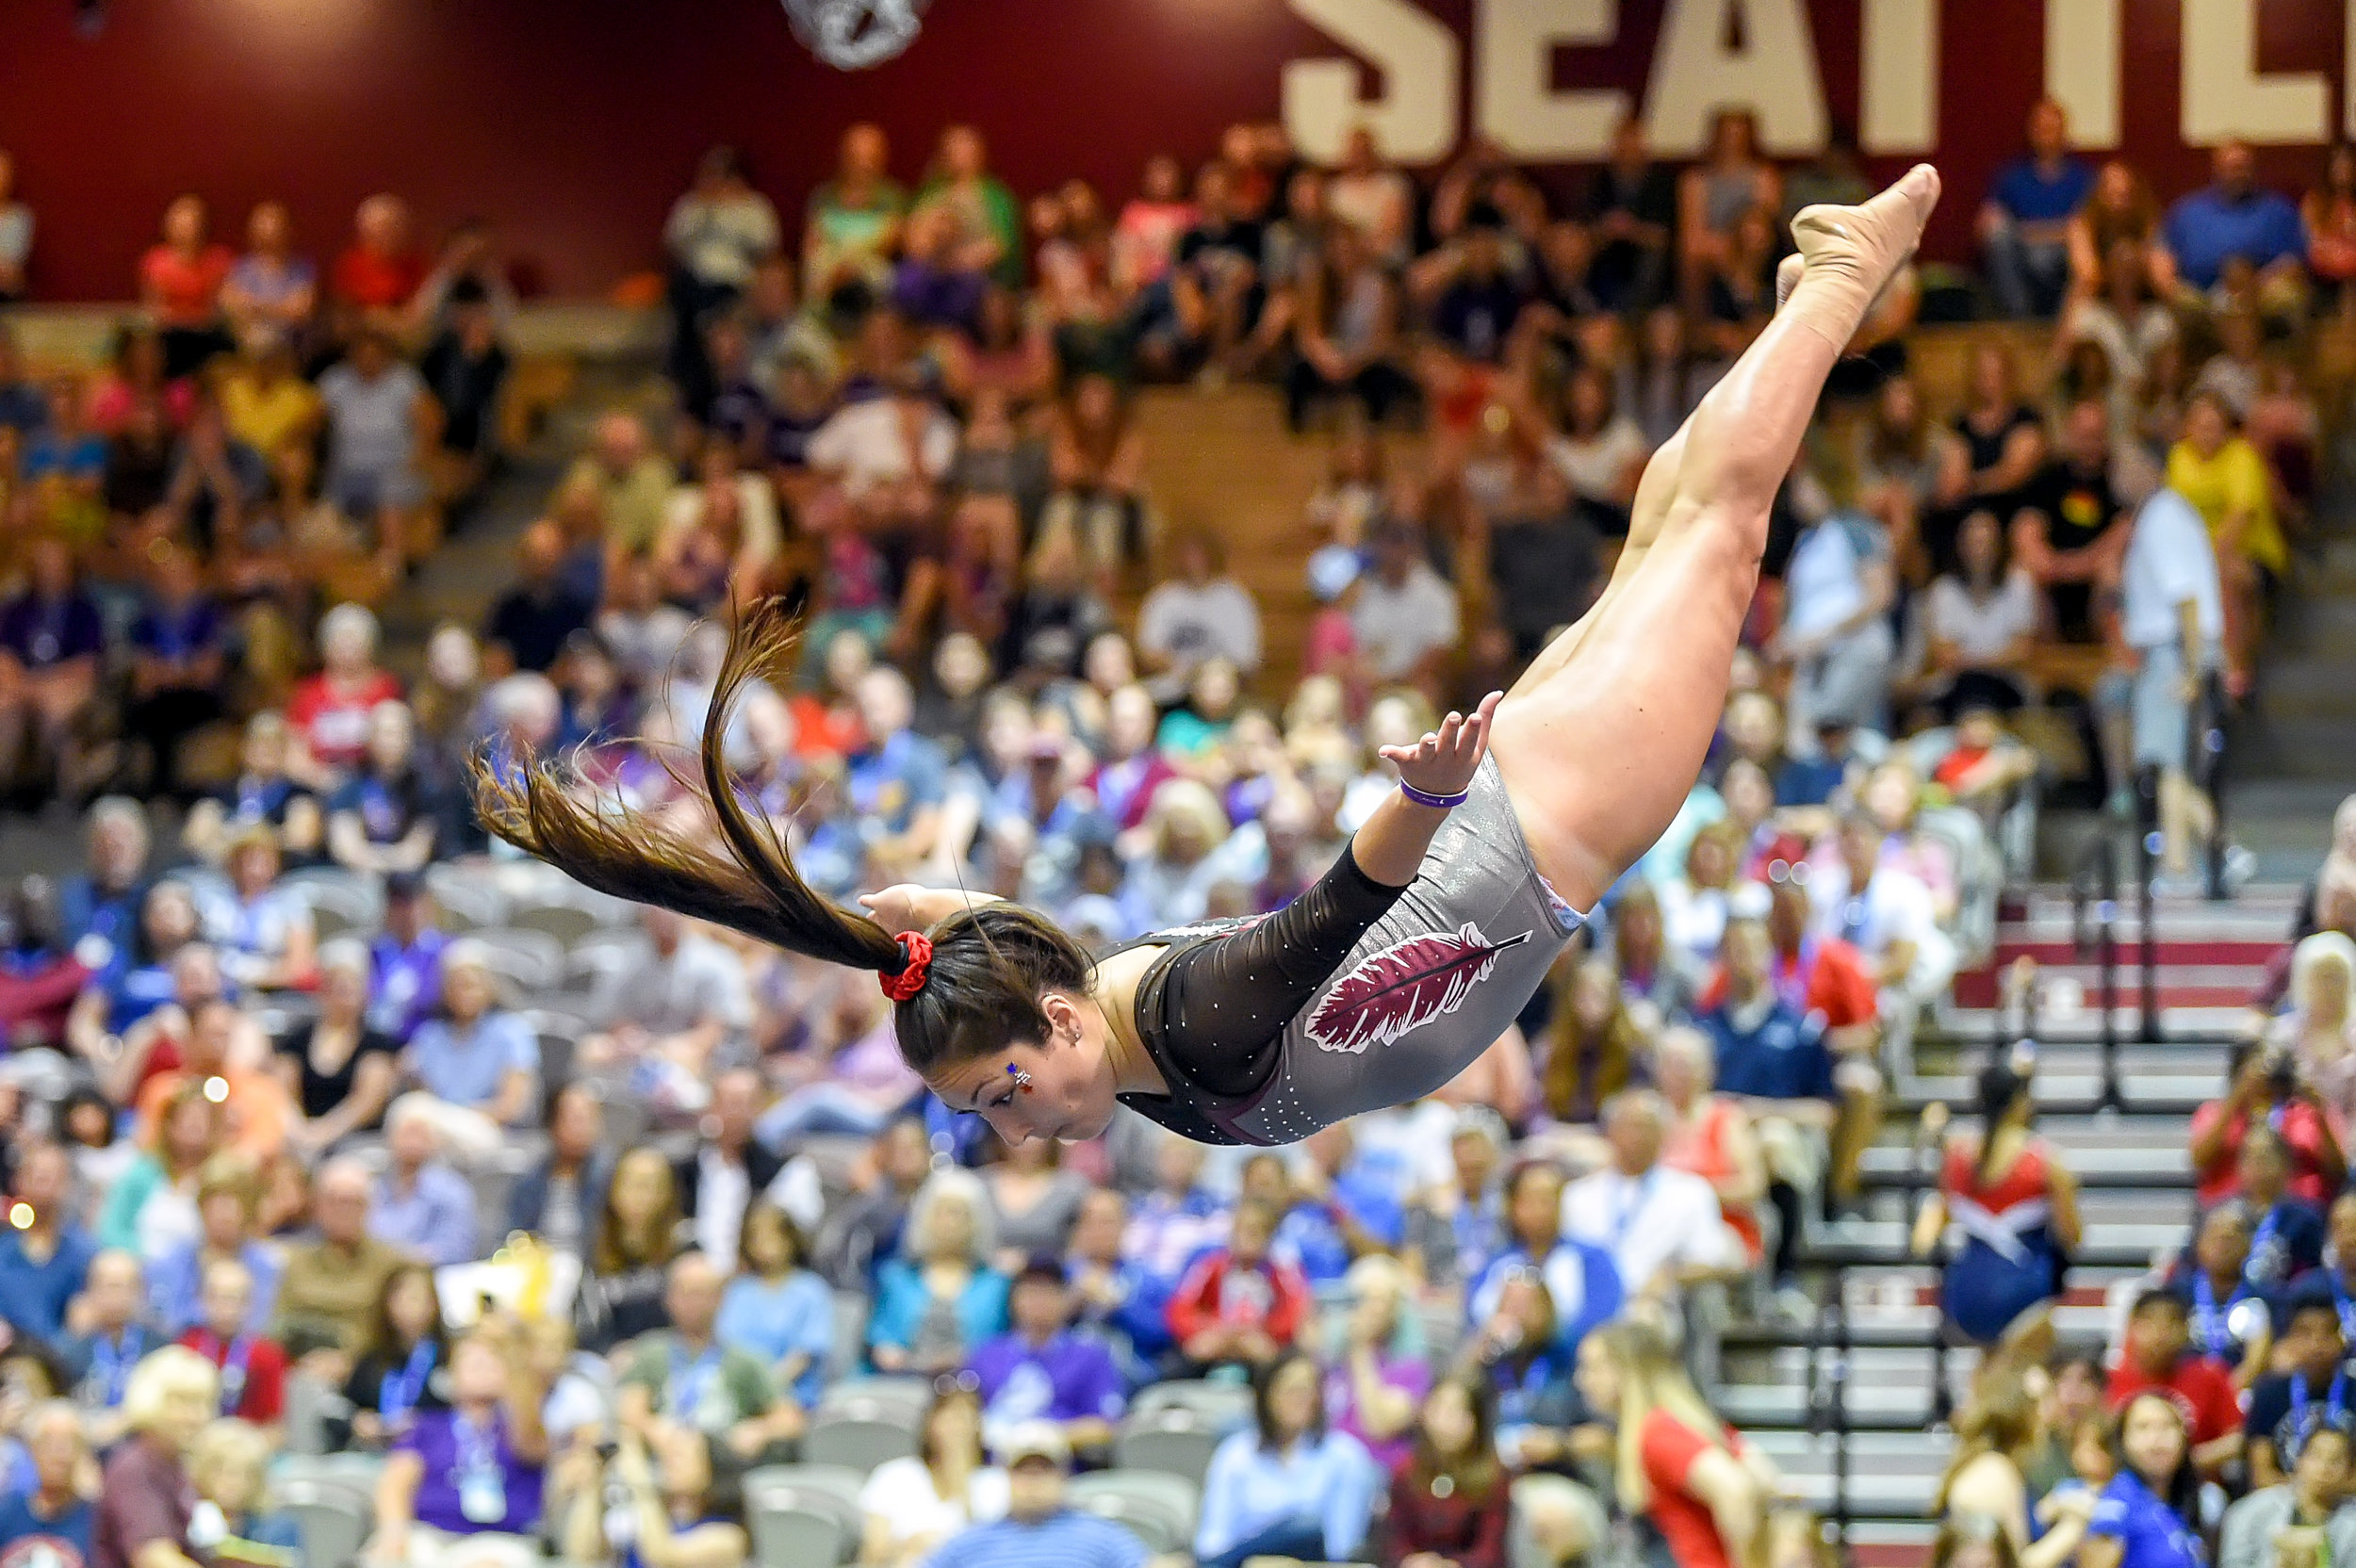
(1399, 779, 1470, 810)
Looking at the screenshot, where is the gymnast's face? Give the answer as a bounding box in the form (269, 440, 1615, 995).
(925, 988, 1121, 1146)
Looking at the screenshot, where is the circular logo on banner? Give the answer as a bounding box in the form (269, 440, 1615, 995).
(782, 0, 929, 69)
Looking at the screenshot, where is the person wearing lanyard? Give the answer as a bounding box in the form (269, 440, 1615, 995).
(2218, 1423, 2356, 1568)
(174, 1258, 287, 1429)
(2237, 1126, 2328, 1292)
(2082, 1393, 2206, 1568)
(2244, 1293, 2356, 1487)
(343, 1263, 450, 1450)
(2322, 1193, 2356, 1344)
(374, 1331, 551, 1566)
(57, 1248, 150, 1441)
(551, 1423, 747, 1568)
(2170, 1201, 2273, 1390)
(615, 1252, 804, 1463)
(1560, 1092, 1741, 1305)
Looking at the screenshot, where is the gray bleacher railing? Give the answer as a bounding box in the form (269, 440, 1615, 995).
(2068, 826, 2129, 1110)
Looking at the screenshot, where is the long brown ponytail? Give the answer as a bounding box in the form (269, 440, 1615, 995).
(468, 596, 1094, 1075)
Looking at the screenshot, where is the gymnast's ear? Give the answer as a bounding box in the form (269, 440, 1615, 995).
(1037, 989, 1088, 1047)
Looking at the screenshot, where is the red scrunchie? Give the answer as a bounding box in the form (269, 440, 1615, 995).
(880, 930, 933, 1002)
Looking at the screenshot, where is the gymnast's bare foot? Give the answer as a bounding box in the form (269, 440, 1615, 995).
(1775, 164, 1941, 347)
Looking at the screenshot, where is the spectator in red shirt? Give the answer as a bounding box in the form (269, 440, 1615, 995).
(1574, 1318, 1775, 1568)
(175, 1256, 288, 1430)
(2103, 1289, 2245, 1478)
(330, 193, 428, 337)
(138, 194, 235, 379)
(1166, 1199, 1308, 1375)
(286, 603, 403, 786)
(2190, 1040, 2345, 1208)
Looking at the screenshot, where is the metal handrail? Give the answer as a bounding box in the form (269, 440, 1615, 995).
(2068, 832, 2125, 1110)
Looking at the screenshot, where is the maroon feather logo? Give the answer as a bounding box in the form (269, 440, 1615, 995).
(1305, 923, 1535, 1054)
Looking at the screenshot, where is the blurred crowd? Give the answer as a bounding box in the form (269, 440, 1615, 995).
(0, 97, 2344, 1568)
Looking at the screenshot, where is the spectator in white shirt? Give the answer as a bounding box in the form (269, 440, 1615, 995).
(1325, 126, 1415, 266)
(580, 906, 754, 1102)
(1916, 508, 2041, 720)
(2110, 486, 2226, 881)
(806, 371, 958, 509)
(1809, 811, 1959, 1026)
(1560, 1089, 1744, 1304)
(1772, 505, 1896, 749)
(1136, 531, 1262, 704)
(1349, 517, 1459, 698)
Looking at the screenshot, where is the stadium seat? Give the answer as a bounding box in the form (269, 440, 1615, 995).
(460, 926, 566, 992)
(1066, 1469, 1200, 1554)
(825, 1293, 874, 1384)
(801, 1403, 921, 1473)
(1128, 1379, 1251, 1429)
(1112, 1408, 1222, 1485)
(744, 1465, 866, 1567)
(506, 898, 605, 947)
(423, 863, 508, 931)
(816, 1373, 926, 1416)
(278, 867, 384, 938)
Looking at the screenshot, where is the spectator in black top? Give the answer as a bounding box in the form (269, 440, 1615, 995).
(484, 519, 593, 676)
(162, 396, 267, 557)
(0, 539, 104, 807)
(325, 701, 441, 875)
(2010, 400, 2129, 644)
(123, 541, 225, 802)
(1421, 206, 1528, 370)
(340, 1260, 450, 1450)
(1166, 162, 1265, 378)
(102, 397, 178, 523)
(273, 939, 397, 1156)
(417, 282, 509, 502)
(2241, 1289, 2350, 1488)
(1939, 342, 2048, 529)
(1584, 114, 1677, 312)
(814, 1114, 932, 1290)
(675, 1068, 791, 1266)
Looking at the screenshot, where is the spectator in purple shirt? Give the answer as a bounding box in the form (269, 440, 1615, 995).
(125, 541, 226, 802)
(373, 1330, 550, 1565)
(1978, 98, 2094, 318)
(366, 872, 448, 1044)
(967, 1255, 1128, 1464)
(0, 538, 104, 805)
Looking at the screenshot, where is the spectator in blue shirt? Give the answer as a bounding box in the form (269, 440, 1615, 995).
(59, 796, 148, 954)
(967, 1256, 1128, 1462)
(0, 538, 106, 803)
(0, 331, 46, 434)
(0, 1402, 94, 1566)
(2160, 139, 2307, 304)
(144, 1153, 281, 1336)
(1979, 98, 2094, 318)
(125, 541, 226, 802)
(2086, 1391, 2205, 1568)
(927, 1421, 1151, 1568)
(0, 1142, 95, 1348)
(401, 940, 537, 1135)
(368, 1099, 480, 1266)
(1195, 1350, 1382, 1568)
(846, 665, 950, 862)
(1464, 1160, 1623, 1356)
(18, 377, 104, 487)
(714, 1200, 834, 1410)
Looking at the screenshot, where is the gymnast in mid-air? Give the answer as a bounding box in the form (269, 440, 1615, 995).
(476, 165, 1942, 1150)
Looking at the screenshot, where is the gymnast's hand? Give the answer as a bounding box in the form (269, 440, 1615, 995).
(859, 885, 1001, 935)
(1381, 690, 1501, 801)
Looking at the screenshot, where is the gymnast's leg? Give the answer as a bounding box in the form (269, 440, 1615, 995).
(1487, 166, 1941, 910)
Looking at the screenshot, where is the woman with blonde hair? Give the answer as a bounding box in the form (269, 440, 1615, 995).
(1328, 1253, 1431, 1471)
(1933, 1360, 2095, 1568)
(93, 1345, 219, 1568)
(2270, 931, 2356, 1135)
(573, 1148, 684, 1354)
(187, 1417, 303, 1561)
(867, 1168, 1009, 1376)
(1573, 1318, 1780, 1568)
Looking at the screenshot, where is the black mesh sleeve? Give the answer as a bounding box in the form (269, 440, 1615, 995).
(1148, 845, 1405, 1098)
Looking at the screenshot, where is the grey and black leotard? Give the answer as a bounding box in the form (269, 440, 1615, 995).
(1113, 755, 1585, 1147)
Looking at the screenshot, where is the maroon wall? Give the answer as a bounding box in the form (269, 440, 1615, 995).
(0, 0, 2347, 302)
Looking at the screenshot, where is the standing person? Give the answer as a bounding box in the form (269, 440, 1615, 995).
(2080, 1394, 2206, 1568)
(2112, 485, 2226, 886)
(475, 170, 1948, 1151)
(1574, 1319, 1780, 1568)
(1912, 1055, 2081, 1349)
(1376, 1376, 1513, 1568)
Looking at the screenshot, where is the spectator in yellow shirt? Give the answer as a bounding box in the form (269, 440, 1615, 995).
(217, 334, 321, 458)
(2166, 390, 2284, 687)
